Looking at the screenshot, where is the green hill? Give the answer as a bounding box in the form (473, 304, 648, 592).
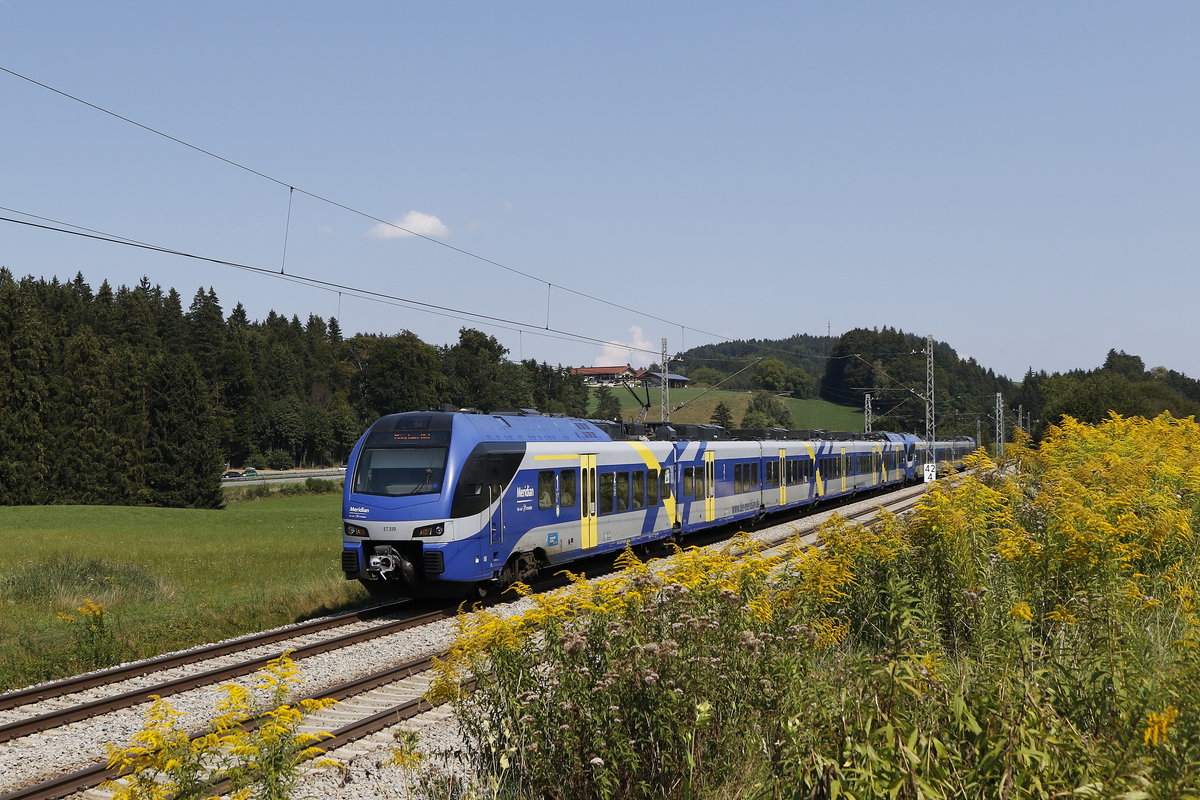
(589, 387, 864, 432)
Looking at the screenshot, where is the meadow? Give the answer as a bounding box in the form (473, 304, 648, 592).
(0, 487, 358, 692)
(591, 386, 864, 430)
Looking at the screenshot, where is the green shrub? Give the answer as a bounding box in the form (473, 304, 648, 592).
(265, 450, 294, 470)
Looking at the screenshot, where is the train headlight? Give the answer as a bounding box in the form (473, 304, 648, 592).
(344, 523, 369, 537)
(413, 523, 445, 537)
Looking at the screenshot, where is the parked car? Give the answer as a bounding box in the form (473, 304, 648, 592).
(222, 471, 242, 479)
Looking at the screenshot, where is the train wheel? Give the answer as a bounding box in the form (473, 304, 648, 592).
(466, 581, 493, 602)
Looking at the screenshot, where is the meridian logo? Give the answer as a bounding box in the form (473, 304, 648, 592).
(350, 506, 370, 514)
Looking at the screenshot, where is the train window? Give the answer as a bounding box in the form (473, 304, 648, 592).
(648, 469, 659, 505)
(450, 446, 525, 518)
(354, 446, 448, 498)
(599, 473, 616, 515)
(692, 466, 704, 500)
(561, 469, 576, 507)
(616, 472, 630, 511)
(766, 461, 777, 487)
(538, 470, 555, 510)
(750, 463, 759, 488)
(632, 471, 645, 510)
(734, 463, 743, 493)
(683, 467, 694, 499)
(660, 469, 671, 500)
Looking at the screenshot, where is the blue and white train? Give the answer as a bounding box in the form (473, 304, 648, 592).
(340, 410, 975, 598)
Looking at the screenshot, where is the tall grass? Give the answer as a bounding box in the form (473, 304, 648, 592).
(0, 494, 360, 691)
(428, 412, 1200, 798)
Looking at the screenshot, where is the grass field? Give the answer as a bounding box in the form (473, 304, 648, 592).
(0, 494, 360, 692)
(590, 386, 864, 431)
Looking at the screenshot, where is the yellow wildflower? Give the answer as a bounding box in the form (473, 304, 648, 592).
(1144, 706, 1179, 747)
(1009, 602, 1033, 623)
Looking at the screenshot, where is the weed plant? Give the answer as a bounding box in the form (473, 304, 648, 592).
(430, 412, 1200, 799)
(105, 653, 339, 800)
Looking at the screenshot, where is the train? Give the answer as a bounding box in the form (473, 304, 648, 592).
(340, 409, 976, 598)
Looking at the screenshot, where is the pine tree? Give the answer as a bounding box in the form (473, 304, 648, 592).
(0, 277, 50, 504)
(143, 354, 224, 508)
(711, 401, 734, 428)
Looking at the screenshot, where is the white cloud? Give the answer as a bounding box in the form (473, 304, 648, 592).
(594, 325, 657, 368)
(367, 210, 449, 239)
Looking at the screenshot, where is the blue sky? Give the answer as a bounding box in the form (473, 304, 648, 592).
(2, 2, 1197, 382)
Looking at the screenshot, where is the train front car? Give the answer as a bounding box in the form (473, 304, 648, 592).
(340, 411, 612, 598)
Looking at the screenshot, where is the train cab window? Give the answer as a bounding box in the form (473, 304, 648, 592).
(632, 471, 645, 510)
(561, 469, 577, 508)
(599, 473, 616, 515)
(538, 470, 555, 509)
(648, 469, 659, 505)
(354, 446, 448, 498)
(616, 472, 630, 511)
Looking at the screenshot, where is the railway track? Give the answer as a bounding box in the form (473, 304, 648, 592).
(0, 480, 943, 800)
(8, 654, 449, 800)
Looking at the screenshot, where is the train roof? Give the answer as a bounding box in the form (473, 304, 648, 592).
(370, 411, 613, 444)
(370, 409, 973, 447)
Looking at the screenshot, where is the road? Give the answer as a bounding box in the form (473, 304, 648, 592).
(221, 467, 346, 487)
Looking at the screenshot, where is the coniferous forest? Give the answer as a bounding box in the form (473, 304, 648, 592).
(0, 270, 591, 509)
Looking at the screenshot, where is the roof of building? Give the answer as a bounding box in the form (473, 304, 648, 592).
(569, 365, 636, 375)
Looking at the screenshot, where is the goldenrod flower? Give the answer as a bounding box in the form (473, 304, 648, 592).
(1144, 706, 1179, 747)
(1009, 602, 1033, 623)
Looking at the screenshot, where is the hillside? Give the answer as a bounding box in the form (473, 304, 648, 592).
(588, 387, 863, 432)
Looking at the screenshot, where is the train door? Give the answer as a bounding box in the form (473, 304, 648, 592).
(778, 449, 787, 507)
(580, 454, 598, 550)
(486, 458, 506, 545)
(704, 450, 716, 522)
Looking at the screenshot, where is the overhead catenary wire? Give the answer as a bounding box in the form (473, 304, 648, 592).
(0, 212, 668, 359)
(0, 65, 742, 346)
(0, 65, 904, 369)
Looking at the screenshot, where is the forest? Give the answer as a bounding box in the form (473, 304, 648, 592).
(678, 327, 1200, 442)
(0, 270, 589, 508)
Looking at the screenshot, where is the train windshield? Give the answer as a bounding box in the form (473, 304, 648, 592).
(353, 446, 448, 497)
